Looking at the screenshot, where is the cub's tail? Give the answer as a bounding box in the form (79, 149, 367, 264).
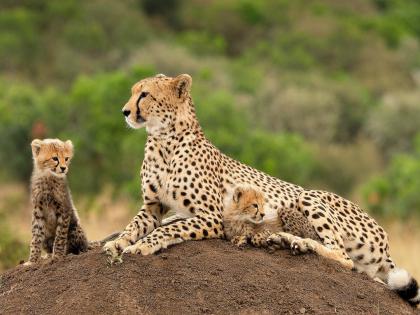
(387, 268, 420, 307)
(88, 231, 121, 250)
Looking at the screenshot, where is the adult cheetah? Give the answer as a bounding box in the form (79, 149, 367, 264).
(103, 74, 419, 306)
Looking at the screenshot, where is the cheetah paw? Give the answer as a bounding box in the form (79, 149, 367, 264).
(23, 261, 34, 267)
(103, 238, 130, 259)
(267, 232, 294, 248)
(123, 242, 161, 256)
(290, 238, 316, 255)
(231, 236, 248, 248)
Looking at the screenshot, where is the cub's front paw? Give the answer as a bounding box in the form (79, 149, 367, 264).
(123, 242, 161, 256)
(231, 236, 248, 248)
(267, 232, 295, 248)
(103, 238, 130, 258)
(290, 238, 316, 255)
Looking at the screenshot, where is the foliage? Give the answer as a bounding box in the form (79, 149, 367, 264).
(0, 0, 419, 220)
(363, 135, 420, 218)
(366, 91, 420, 158)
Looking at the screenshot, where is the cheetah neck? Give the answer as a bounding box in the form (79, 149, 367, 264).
(147, 98, 205, 157)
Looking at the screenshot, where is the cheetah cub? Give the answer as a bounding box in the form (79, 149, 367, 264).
(223, 185, 320, 249)
(223, 185, 270, 248)
(25, 139, 88, 265)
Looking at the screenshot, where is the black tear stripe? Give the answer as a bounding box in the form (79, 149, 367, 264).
(135, 94, 142, 121)
(135, 92, 152, 121)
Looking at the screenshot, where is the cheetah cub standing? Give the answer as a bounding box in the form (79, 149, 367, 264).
(223, 185, 319, 248)
(25, 139, 88, 265)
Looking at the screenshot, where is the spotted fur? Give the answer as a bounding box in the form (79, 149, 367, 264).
(223, 185, 320, 249)
(103, 74, 418, 306)
(25, 139, 88, 265)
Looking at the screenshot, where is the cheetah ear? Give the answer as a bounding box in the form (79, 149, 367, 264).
(31, 139, 43, 156)
(233, 187, 244, 203)
(155, 73, 166, 78)
(65, 140, 74, 151)
(173, 74, 192, 99)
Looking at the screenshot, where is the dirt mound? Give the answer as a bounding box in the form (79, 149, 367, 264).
(0, 240, 418, 315)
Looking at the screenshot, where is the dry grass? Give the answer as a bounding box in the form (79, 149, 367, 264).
(1, 184, 419, 281)
(382, 220, 420, 281)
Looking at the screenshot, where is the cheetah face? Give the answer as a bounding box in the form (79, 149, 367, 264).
(122, 74, 192, 135)
(229, 186, 266, 225)
(31, 139, 74, 177)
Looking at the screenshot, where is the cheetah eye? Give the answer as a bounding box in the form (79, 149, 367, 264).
(52, 157, 59, 161)
(65, 157, 69, 161)
(252, 204, 259, 209)
(136, 92, 149, 106)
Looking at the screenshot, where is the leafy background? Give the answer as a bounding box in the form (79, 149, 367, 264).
(0, 0, 419, 275)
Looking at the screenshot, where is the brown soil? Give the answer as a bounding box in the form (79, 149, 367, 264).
(0, 240, 418, 315)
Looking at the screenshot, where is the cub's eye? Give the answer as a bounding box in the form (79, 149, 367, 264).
(65, 157, 69, 161)
(252, 204, 259, 209)
(52, 157, 59, 161)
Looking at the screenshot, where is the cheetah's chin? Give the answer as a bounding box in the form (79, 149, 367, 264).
(125, 117, 146, 129)
(245, 218, 264, 225)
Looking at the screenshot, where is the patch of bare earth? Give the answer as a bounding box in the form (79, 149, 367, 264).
(0, 240, 418, 315)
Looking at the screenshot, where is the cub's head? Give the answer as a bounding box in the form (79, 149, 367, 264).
(31, 139, 74, 177)
(225, 186, 266, 224)
(122, 73, 192, 134)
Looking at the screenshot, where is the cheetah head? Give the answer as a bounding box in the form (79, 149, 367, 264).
(31, 138, 74, 177)
(227, 186, 266, 225)
(122, 73, 192, 135)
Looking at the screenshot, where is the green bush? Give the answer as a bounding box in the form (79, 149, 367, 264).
(363, 135, 420, 218)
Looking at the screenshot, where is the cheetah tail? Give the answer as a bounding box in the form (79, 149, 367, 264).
(88, 231, 121, 250)
(387, 268, 419, 307)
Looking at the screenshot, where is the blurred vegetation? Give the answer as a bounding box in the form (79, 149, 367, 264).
(0, 0, 419, 249)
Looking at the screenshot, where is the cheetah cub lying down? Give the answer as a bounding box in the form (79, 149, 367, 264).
(25, 139, 89, 265)
(223, 185, 319, 248)
(223, 185, 270, 247)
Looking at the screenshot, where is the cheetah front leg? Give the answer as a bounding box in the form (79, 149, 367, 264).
(103, 203, 165, 259)
(122, 214, 223, 256)
(52, 212, 71, 261)
(25, 207, 46, 266)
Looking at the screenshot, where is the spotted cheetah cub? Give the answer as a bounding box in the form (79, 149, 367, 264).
(223, 185, 270, 248)
(25, 139, 88, 266)
(223, 185, 319, 248)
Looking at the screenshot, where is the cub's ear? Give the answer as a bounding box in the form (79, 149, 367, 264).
(173, 74, 192, 99)
(65, 140, 73, 150)
(233, 187, 244, 203)
(31, 139, 43, 156)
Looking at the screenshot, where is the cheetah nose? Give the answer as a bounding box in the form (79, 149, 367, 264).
(123, 110, 131, 117)
(60, 167, 66, 172)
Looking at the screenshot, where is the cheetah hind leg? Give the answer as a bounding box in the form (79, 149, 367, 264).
(268, 231, 354, 269)
(67, 224, 89, 255)
(290, 237, 354, 269)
